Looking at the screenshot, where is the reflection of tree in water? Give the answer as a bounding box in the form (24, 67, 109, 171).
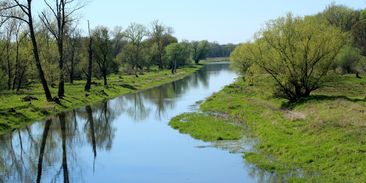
(87, 101, 116, 151)
(0, 128, 36, 183)
(0, 63, 232, 182)
(0, 102, 117, 183)
(116, 66, 214, 120)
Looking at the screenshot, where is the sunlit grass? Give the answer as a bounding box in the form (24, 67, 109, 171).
(196, 74, 366, 182)
(169, 113, 243, 142)
(0, 65, 202, 134)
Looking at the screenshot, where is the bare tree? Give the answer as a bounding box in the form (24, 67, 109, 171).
(39, 0, 83, 98)
(0, 0, 53, 101)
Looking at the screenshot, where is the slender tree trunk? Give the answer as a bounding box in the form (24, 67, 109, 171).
(85, 22, 93, 92)
(16, 69, 25, 92)
(36, 119, 52, 183)
(58, 39, 65, 98)
(28, 5, 53, 101)
(103, 69, 108, 87)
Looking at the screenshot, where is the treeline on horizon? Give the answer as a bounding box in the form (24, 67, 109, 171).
(231, 3, 366, 102)
(0, 0, 236, 101)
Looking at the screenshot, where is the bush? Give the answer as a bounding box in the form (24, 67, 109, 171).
(231, 14, 346, 102)
(334, 45, 365, 74)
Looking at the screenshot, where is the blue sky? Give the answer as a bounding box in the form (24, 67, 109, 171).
(59, 0, 366, 44)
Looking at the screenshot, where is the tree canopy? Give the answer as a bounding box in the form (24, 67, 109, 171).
(231, 14, 346, 101)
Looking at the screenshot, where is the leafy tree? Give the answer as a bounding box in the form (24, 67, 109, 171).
(319, 3, 359, 32)
(1, 0, 53, 101)
(352, 19, 366, 56)
(120, 23, 147, 76)
(148, 20, 177, 69)
(207, 42, 236, 58)
(230, 42, 256, 80)
(165, 42, 191, 74)
(92, 26, 113, 87)
(191, 40, 209, 64)
(335, 45, 365, 74)
(231, 14, 346, 102)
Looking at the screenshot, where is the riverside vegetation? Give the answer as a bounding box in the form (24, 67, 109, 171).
(170, 3, 366, 182)
(0, 65, 202, 134)
(0, 0, 235, 133)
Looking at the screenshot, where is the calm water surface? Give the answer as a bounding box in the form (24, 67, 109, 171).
(0, 63, 262, 183)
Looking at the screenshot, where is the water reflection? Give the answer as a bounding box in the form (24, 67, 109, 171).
(0, 63, 262, 183)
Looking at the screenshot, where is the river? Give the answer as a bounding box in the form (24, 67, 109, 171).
(0, 63, 260, 183)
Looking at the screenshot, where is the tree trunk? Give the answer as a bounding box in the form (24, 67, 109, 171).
(171, 60, 177, 74)
(85, 23, 93, 92)
(28, 5, 53, 101)
(16, 69, 25, 92)
(58, 39, 65, 98)
(194, 59, 199, 65)
(103, 69, 108, 87)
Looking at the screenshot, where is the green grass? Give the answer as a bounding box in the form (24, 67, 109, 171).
(195, 74, 366, 182)
(169, 113, 243, 142)
(202, 57, 230, 63)
(0, 65, 202, 134)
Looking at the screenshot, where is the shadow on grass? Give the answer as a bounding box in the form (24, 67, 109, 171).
(281, 95, 366, 110)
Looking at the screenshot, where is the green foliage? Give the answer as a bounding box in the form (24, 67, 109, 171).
(0, 64, 202, 133)
(119, 23, 148, 75)
(169, 113, 242, 142)
(352, 19, 366, 55)
(206, 42, 236, 58)
(92, 26, 118, 86)
(200, 75, 366, 182)
(230, 43, 256, 76)
(231, 14, 347, 102)
(319, 3, 359, 32)
(191, 40, 209, 64)
(165, 42, 192, 67)
(334, 45, 366, 74)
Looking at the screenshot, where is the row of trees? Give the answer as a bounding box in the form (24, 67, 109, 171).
(230, 3, 365, 102)
(0, 0, 228, 101)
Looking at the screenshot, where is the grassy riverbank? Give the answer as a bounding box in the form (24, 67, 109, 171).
(0, 65, 202, 134)
(203, 57, 230, 63)
(170, 113, 243, 142)
(170, 74, 366, 182)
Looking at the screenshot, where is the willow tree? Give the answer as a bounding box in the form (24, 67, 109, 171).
(191, 40, 209, 64)
(231, 14, 346, 102)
